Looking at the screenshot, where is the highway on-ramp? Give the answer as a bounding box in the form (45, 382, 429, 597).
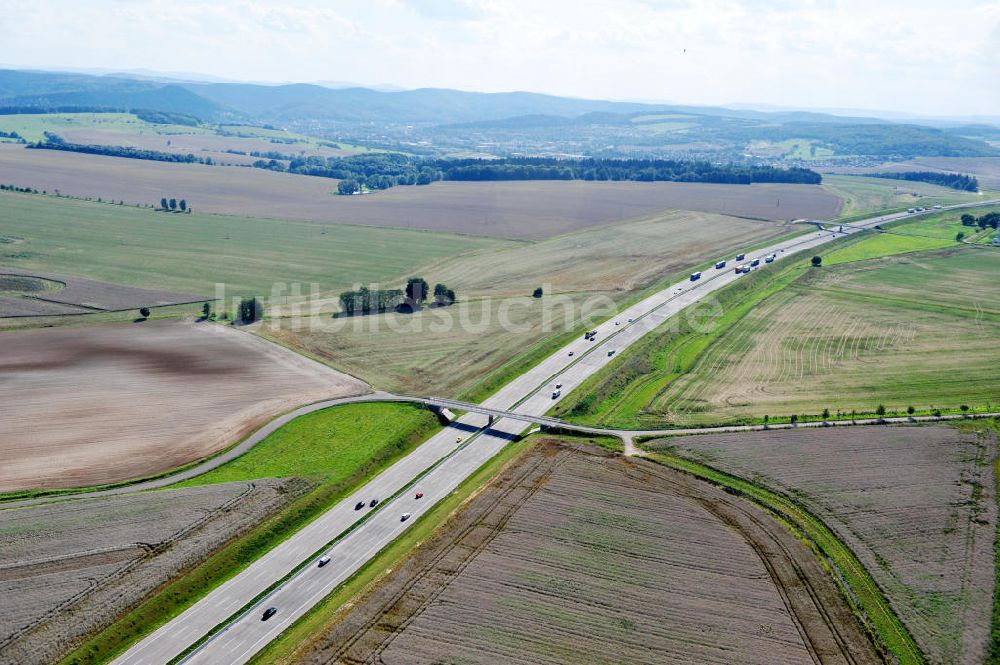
(111, 201, 997, 665)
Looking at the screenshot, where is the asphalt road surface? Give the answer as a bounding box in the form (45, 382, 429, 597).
(112, 202, 998, 665)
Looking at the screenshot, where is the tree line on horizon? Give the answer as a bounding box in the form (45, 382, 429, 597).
(282, 154, 822, 195)
(864, 171, 979, 192)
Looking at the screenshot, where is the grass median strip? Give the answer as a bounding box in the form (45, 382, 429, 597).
(58, 403, 440, 665)
(643, 448, 923, 665)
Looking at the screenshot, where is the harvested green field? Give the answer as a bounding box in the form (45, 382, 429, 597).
(0, 112, 211, 142)
(265, 212, 791, 396)
(821, 174, 982, 218)
(825, 157, 1000, 190)
(823, 206, 999, 265)
(0, 191, 507, 299)
(557, 246, 1000, 428)
(424, 210, 789, 298)
(647, 424, 998, 665)
(0, 144, 842, 239)
(264, 293, 617, 396)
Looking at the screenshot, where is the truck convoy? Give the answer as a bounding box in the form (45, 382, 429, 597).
(690, 271, 701, 281)
(715, 260, 726, 269)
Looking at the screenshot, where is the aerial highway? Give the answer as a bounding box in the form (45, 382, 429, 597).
(111, 201, 998, 665)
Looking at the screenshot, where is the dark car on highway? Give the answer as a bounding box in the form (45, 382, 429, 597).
(369, 498, 379, 507)
(354, 501, 365, 510)
(262, 607, 277, 621)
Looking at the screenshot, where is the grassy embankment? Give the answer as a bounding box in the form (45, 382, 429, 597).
(554, 207, 1000, 429)
(643, 445, 923, 664)
(59, 402, 441, 665)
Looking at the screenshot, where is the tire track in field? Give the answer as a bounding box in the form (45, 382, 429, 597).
(630, 460, 880, 665)
(320, 448, 569, 664)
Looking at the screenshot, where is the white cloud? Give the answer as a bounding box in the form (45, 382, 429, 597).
(0, 0, 996, 116)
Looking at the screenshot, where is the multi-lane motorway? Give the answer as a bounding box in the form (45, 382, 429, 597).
(112, 201, 997, 665)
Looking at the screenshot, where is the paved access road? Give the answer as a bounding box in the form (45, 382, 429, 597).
(113, 201, 998, 665)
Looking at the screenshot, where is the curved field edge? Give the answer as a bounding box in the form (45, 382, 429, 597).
(56, 402, 441, 665)
(242, 433, 621, 665)
(0, 393, 370, 504)
(641, 448, 922, 664)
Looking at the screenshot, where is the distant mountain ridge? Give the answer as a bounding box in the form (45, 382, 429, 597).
(0, 67, 900, 126)
(0, 68, 995, 159)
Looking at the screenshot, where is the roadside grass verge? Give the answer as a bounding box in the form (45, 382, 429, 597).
(58, 403, 440, 665)
(245, 431, 619, 665)
(643, 448, 923, 665)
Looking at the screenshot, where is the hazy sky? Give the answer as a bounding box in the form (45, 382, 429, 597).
(2, 0, 998, 117)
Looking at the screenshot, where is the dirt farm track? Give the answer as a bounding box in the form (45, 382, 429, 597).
(0, 144, 843, 239)
(0, 320, 367, 492)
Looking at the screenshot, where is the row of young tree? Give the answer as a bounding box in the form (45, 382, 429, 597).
(29, 138, 215, 165)
(960, 211, 1000, 229)
(339, 277, 456, 315)
(247, 153, 822, 194)
(865, 171, 979, 191)
(158, 197, 189, 212)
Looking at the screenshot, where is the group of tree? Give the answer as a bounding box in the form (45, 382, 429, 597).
(864, 171, 979, 192)
(246, 153, 822, 194)
(339, 277, 456, 315)
(960, 211, 1000, 229)
(338, 286, 405, 315)
(0, 184, 40, 194)
(0, 130, 21, 140)
(132, 109, 200, 126)
(157, 197, 189, 212)
(29, 139, 214, 165)
(238, 297, 263, 323)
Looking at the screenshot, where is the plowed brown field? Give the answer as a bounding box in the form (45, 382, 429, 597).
(287, 441, 877, 665)
(0, 320, 367, 491)
(0, 144, 842, 239)
(652, 425, 997, 665)
(0, 478, 310, 665)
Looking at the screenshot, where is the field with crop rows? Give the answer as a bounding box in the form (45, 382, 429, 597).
(824, 157, 1000, 190)
(650, 425, 997, 664)
(0, 192, 506, 299)
(821, 174, 983, 217)
(0, 320, 367, 492)
(424, 209, 789, 298)
(288, 441, 876, 664)
(644, 249, 1000, 425)
(0, 144, 842, 239)
(0, 266, 204, 316)
(264, 293, 610, 396)
(266, 212, 793, 396)
(0, 478, 307, 665)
